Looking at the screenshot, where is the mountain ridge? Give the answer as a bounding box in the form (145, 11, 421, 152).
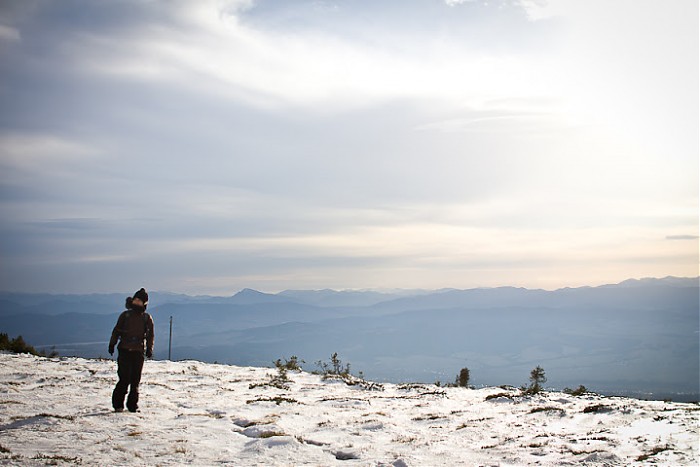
(0, 276, 697, 400)
(1, 276, 697, 306)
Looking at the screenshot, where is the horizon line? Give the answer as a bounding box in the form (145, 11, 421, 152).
(1, 275, 698, 298)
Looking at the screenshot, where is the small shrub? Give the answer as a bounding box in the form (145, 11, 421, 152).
(249, 372, 289, 391)
(523, 366, 547, 395)
(270, 361, 290, 388)
(455, 367, 470, 388)
(334, 450, 360, 461)
(485, 393, 514, 401)
(529, 406, 566, 415)
(398, 383, 429, 391)
(33, 454, 82, 464)
(583, 404, 613, 414)
(316, 352, 350, 378)
(314, 352, 382, 390)
(251, 356, 305, 391)
(636, 444, 671, 462)
(259, 431, 287, 439)
(563, 385, 589, 396)
(246, 396, 298, 405)
(352, 378, 384, 391)
(0, 333, 57, 357)
(41, 346, 59, 358)
(274, 356, 303, 372)
(412, 414, 444, 422)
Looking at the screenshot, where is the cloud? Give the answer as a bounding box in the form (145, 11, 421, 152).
(0, 0, 696, 294)
(42, 0, 559, 113)
(666, 235, 700, 241)
(0, 24, 21, 42)
(0, 134, 98, 173)
(416, 111, 558, 134)
(444, 0, 477, 6)
(517, 0, 556, 21)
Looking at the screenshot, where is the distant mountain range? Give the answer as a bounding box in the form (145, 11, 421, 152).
(1, 276, 698, 401)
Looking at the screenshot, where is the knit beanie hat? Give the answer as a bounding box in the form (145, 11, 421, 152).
(133, 288, 149, 305)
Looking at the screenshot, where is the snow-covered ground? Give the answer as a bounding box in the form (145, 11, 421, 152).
(0, 353, 697, 466)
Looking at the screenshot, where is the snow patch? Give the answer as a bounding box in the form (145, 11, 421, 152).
(0, 353, 697, 466)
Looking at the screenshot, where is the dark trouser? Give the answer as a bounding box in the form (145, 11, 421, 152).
(112, 349, 145, 411)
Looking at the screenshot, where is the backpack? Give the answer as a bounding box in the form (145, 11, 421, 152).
(121, 310, 152, 345)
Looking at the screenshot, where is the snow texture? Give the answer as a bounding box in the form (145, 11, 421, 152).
(0, 353, 698, 466)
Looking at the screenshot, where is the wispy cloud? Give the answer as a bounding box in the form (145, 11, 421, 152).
(51, 0, 561, 112)
(444, 0, 478, 6)
(0, 24, 21, 42)
(0, 134, 98, 172)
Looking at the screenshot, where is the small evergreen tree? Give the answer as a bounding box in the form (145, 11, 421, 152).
(9, 335, 30, 354)
(0, 333, 57, 357)
(455, 367, 470, 388)
(1, 334, 38, 354)
(312, 352, 383, 390)
(526, 366, 547, 394)
(316, 352, 350, 377)
(274, 355, 303, 372)
(0, 333, 9, 349)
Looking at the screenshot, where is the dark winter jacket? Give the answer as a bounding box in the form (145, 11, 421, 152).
(109, 307, 154, 355)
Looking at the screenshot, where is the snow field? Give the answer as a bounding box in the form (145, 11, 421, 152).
(0, 353, 698, 466)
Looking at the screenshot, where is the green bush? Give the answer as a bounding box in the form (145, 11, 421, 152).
(485, 392, 514, 401)
(523, 366, 547, 395)
(274, 355, 303, 372)
(315, 352, 351, 378)
(455, 367, 470, 388)
(0, 333, 57, 357)
(563, 385, 589, 396)
(315, 352, 383, 391)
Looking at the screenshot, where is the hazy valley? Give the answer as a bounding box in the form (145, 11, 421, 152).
(1, 277, 698, 401)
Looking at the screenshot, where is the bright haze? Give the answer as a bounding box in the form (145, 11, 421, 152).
(0, 0, 697, 295)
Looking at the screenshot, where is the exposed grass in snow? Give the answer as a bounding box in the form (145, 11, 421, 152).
(0, 353, 698, 466)
(528, 406, 566, 415)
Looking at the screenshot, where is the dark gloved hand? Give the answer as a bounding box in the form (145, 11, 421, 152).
(108, 345, 114, 356)
(146, 349, 153, 359)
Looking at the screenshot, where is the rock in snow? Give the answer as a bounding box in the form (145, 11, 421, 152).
(0, 353, 698, 466)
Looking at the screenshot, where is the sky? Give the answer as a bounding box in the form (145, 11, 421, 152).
(0, 0, 697, 295)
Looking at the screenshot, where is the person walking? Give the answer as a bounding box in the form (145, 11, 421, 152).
(109, 288, 154, 412)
